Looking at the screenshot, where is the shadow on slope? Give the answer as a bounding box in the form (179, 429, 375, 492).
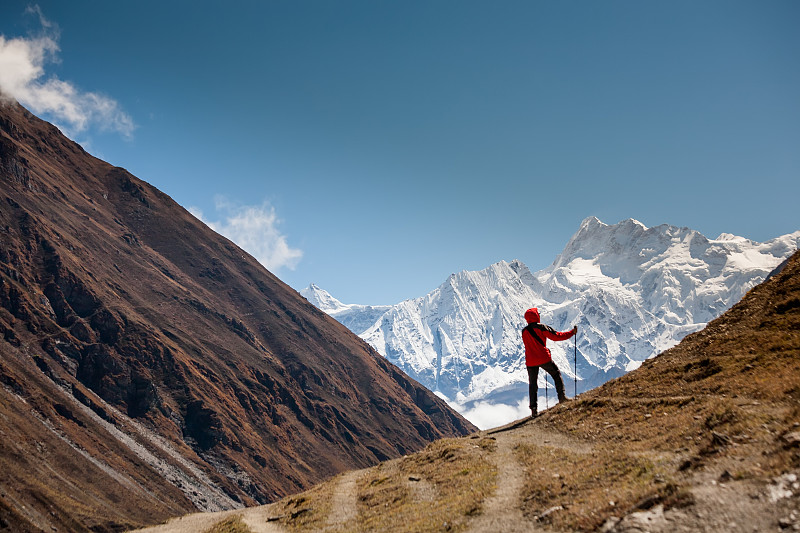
(0, 99, 476, 533)
(136, 248, 800, 532)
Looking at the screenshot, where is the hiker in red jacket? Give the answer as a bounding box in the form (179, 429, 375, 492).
(522, 307, 577, 417)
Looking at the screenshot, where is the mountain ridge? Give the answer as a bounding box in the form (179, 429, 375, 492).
(0, 98, 475, 532)
(135, 247, 800, 533)
(300, 283, 392, 335)
(307, 217, 799, 426)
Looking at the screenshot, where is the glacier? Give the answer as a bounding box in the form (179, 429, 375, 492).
(302, 217, 800, 428)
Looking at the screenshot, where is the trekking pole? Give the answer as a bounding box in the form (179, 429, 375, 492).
(574, 332, 577, 398)
(544, 373, 549, 410)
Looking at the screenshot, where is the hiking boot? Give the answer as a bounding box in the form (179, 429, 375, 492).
(558, 396, 572, 404)
(530, 406, 538, 418)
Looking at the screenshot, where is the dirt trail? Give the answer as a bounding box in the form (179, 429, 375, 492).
(130, 509, 242, 533)
(127, 416, 798, 533)
(129, 503, 286, 533)
(239, 505, 287, 533)
(485, 414, 594, 455)
(465, 416, 595, 533)
(465, 434, 534, 533)
(325, 469, 365, 530)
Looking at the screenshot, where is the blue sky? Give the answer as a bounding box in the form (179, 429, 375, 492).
(1, 1, 798, 305)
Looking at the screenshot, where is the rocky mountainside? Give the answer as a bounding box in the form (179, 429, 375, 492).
(308, 218, 799, 425)
(0, 99, 474, 533)
(133, 248, 800, 533)
(300, 284, 392, 336)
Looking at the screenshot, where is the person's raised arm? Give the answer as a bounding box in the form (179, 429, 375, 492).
(542, 325, 577, 342)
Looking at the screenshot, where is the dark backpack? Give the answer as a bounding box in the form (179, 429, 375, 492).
(522, 322, 556, 347)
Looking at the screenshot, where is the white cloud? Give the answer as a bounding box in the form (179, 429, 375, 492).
(453, 394, 570, 430)
(0, 7, 134, 139)
(453, 398, 531, 430)
(191, 199, 303, 273)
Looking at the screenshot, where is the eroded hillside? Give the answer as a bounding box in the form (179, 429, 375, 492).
(0, 99, 475, 533)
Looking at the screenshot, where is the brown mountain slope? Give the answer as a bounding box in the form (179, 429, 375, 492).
(0, 99, 475, 533)
(152, 248, 800, 532)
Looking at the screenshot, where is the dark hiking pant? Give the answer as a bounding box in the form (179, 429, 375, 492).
(527, 361, 567, 410)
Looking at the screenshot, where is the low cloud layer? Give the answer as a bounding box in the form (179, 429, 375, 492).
(191, 198, 303, 273)
(455, 399, 531, 430)
(452, 394, 569, 430)
(0, 6, 134, 139)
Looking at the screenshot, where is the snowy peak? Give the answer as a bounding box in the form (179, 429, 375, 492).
(555, 217, 696, 269)
(713, 232, 749, 243)
(300, 284, 393, 336)
(447, 260, 534, 298)
(545, 219, 800, 323)
(300, 283, 349, 314)
(311, 217, 799, 428)
(360, 258, 543, 399)
(548, 218, 800, 293)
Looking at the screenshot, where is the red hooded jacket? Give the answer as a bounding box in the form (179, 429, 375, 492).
(521, 307, 575, 367)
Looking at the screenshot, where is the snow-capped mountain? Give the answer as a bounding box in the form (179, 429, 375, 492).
(300, 283, 392, 335)
(304, 218, 800, 426)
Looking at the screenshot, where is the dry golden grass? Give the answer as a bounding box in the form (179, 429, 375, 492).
(515, 434, 686, 530)
(514, 354, 800, 531)
(270, 476, 336, 531)
(204, 514, 251, 533)
(267, 436, 495, 533)
(355, 438, 496, 532)
(511, 252, 800, 530)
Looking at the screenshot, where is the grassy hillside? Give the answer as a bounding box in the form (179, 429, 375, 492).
(136, 249, 800, 533)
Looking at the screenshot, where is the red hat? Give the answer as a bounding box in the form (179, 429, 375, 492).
(524, 307, 540, 324)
